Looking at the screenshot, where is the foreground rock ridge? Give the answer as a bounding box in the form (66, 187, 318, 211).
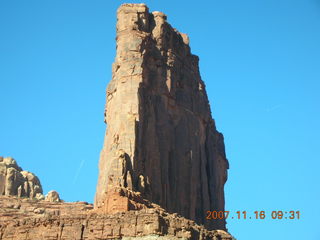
(0, 195, 234, 239)
(96, 3, 229, 231)
(0, 158, 234, 239)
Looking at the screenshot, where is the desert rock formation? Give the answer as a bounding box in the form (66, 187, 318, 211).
(45, 190, 61, 202)
(0, 3, 234, 239)
(0, 195, 234, 240)
(95, 3, 229, 231)
(0, 156, 43, 199)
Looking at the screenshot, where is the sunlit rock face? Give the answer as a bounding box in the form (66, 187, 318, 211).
(0, 156, 43, 199)
(0, 194, 234, 240)
(95, 3, 229, 230)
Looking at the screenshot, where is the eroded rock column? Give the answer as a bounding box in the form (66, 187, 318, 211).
(95, 4, 229, 230)
(95, 4, 149, 205)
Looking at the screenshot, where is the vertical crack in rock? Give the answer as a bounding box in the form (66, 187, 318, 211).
(80, 225, 85, 240)
(58, 223, 64, 240)
(100, 220, 105, 239)
(95, 3, 229, 230)
(0, 227, 4, 240)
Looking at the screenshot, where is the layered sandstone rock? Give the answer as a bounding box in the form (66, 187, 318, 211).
(100, 187, 152, 215)
(0, 4, 233, 239)
(0, 195, 234, 240)
(0, 156, 43, 199)
(45, 190, 61, 202)
(96, 3, 229, 230)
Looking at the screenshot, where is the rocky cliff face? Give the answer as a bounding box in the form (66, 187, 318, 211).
(0, 4, 234, 239)
(0, 195, 234, 240)
(0, 158, 234, 239)
(0, 178, 234, 240)
(0, 157, 43, 199)
(95, 4, 229, 230)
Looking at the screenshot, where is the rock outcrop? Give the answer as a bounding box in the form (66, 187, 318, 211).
(0, 156, 43, 199)
(0, 4, 234, 239)
(96, 3, 229, 231)
(0, 195, 234, 240)
(45, 190, 61, 202)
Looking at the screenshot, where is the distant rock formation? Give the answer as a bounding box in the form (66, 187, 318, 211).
(0, 157, 61, 203)
(0, 156, 43, 199)
(95, 3, 229, 230)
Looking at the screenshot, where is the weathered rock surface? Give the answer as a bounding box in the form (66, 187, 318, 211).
(0, 3, 234, 239)
(45, 190, 61, 202)
(100, 187, 152, 215)
(95, 3, 229, 230)
(0, 156, 43, 199)
(0, 195, 234, 240)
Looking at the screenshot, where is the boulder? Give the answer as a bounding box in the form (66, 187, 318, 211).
(45, 190, 60, 202)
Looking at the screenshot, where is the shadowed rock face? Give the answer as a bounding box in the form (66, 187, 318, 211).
(95, 4, 229, 230)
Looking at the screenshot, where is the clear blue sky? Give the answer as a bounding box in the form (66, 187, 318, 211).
(1, 1, 319, 239)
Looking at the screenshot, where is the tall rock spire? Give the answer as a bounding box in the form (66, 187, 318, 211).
(95, 3, 229, 230)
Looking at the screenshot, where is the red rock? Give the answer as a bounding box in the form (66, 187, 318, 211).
(95, 3, 229, 231)
(0, 195, 234, 239)
(0, 4, 234, 239)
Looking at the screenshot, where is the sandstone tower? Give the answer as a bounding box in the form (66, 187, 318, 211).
(95, 4, 229, 230)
